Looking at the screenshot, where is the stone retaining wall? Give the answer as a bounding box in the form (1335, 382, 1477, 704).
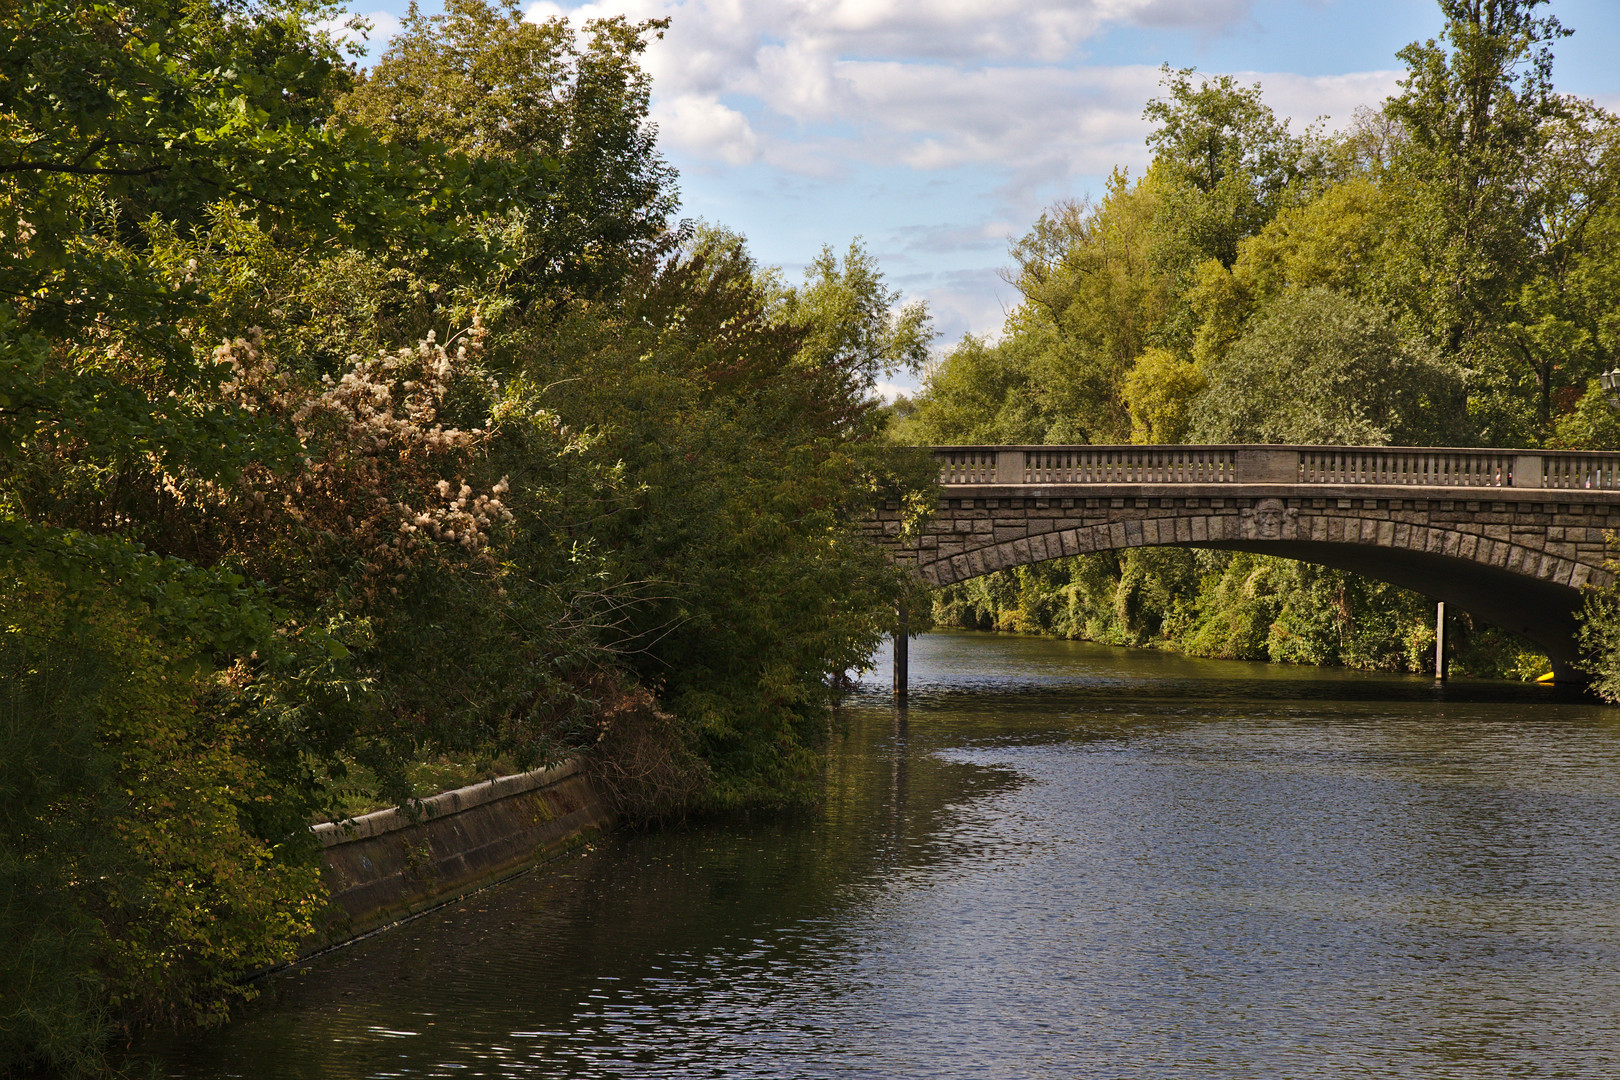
(311, 759, 614, 950)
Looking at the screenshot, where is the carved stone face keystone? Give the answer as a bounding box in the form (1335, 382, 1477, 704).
(1243, 497, 1298, 540)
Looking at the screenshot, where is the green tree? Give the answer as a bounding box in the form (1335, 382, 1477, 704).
(1190, 287, 1467, 445)
(995, 170, 1176, 442)
(500, 235, 932, 808)
(1143, 65, 1307, 269)
(1121, 347, 1206, 443)
(1381, 0, 1573, 434)
(338, 0, 677, 306)
(1502, 104, 1620, 424)
(891, 331, 1052, 445)
(0, 0, 420, 472)
(776, 240, 933, 397)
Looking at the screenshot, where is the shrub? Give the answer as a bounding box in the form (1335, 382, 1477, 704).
(0, 560, 322, 1076)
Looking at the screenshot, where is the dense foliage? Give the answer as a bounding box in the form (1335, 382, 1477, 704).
(1, 0, 929, 1071)
(10, 0, 1620, 1067)
(895, 0, 1616, 681)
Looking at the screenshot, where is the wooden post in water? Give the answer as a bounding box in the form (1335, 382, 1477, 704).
(1434, 601, 1448, 681)
(893, 600, 909, 706)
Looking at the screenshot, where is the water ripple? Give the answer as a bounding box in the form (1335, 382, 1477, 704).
(149, 634, 1620, 1078)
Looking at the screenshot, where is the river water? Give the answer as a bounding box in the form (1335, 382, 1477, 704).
(149, 631, 1620, 1078)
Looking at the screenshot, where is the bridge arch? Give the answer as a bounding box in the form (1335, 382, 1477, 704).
(868, 446, 1620, 680)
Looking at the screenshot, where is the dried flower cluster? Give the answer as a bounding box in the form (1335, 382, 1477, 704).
(208, 318, 514, 607)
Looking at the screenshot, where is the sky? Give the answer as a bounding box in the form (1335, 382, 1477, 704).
(323, 0, 1620, 397)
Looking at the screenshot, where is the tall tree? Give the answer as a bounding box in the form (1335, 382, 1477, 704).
(1382, 0, 1571, 435)
(1143, 65, 1305, 269)
(339, 0, 677, 306)
(997, 169, 1175, 442)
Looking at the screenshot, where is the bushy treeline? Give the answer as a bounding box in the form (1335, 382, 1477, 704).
(894, 0, 1619, 680)
(0, 0, 933, 1070)
(937, 551, 1544, 679)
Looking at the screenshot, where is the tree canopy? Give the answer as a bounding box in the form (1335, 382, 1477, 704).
(1, 1, 935, 1071)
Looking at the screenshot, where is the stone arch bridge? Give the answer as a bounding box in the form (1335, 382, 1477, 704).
(865, 445, 1620, 680)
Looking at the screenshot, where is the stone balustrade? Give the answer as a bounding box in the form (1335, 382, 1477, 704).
(933, 445, 1620, 491)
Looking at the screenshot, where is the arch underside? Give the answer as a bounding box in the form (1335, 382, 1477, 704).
(918, 534, 1596, 678)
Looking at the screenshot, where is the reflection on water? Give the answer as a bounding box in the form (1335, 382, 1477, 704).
(147, 631, 1620, 1078)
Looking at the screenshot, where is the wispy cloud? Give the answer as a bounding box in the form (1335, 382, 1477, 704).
(522, 0, 1398, 190)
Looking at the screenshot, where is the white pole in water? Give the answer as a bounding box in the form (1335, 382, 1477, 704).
(1434, 601, 1448, 681)
(893, 600, 909, 706)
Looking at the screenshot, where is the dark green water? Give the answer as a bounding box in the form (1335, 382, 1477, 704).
(147, 631, 1620, 1078)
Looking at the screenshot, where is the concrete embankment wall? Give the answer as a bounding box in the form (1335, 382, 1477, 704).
(310, 759, 615, 951)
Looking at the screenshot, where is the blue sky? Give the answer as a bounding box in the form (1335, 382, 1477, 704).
(324, 0, 1620, 396)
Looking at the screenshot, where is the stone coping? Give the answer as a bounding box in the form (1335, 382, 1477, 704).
(926, 442, 1618, 456)
(313, 759, 580, 848)
(926, 483, 1620, 504)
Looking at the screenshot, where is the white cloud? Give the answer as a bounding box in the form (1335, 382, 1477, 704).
(1253, 69, 1407, 130)
(893, 221, 1018, 256)
(653, 94, 760, 165)
(906, 266, 1022, 343)
(1119, 0, 1252, 31)
(515, 0, 1397, 192)
(518, 1, 1410, 345)
(316, 9, 402, 58)
(871, 378, 915, 403)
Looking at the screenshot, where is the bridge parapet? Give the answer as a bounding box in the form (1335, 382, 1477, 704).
(933, 445, 1620, 491)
